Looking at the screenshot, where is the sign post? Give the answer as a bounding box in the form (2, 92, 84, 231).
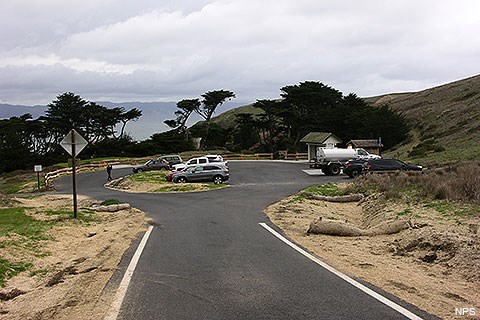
(34, 165, 42, 190)
(60, 129, 88, 219)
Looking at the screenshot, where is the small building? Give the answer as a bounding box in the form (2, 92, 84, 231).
(300, 132, 342, 161)
(346, 139, 383, 155)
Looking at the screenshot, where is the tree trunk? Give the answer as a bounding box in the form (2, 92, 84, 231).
(199, 118, 212, 150)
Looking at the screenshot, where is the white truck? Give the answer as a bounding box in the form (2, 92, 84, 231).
(310, 147, 380, 175)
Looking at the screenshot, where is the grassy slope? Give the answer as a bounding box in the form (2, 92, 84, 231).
(368, 75, 480, 164)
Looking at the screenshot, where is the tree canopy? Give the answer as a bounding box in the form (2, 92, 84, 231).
(0, 92, 142, 173)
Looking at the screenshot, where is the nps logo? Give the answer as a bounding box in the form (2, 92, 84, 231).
(455, 307, 476, 316)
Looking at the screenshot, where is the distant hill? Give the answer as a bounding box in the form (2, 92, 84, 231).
(0, 100, 245, 141)
(366, 75, 480, 163)
(0, 104, 47, 119)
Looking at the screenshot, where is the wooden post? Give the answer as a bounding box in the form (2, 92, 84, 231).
(71, 129, 78, 219)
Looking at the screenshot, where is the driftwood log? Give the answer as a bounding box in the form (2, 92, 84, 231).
(307, 217, 411, 236)
(304, 194, 364, 202)
(92, 203, 131, 212)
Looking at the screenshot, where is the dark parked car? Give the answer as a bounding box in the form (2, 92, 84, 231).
(344, 159, 367, 178)
(132, 159, 169, 173)
(158, 154, 183, 168)
(344, 158, 422, 178)
(363, 158, 423, 173)
(172, 165, 229, 184)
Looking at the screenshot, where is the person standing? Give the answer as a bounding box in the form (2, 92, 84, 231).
(106, 163, 113, 181)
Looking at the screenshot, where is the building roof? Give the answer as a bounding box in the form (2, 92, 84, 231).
(300, 132, 342, 144)
(347, 139, 383, 148)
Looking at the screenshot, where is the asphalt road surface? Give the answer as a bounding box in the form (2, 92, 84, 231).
(55, 161, 438, 320)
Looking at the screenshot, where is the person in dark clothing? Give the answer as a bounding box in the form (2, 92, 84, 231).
(106, 164, 113, 181)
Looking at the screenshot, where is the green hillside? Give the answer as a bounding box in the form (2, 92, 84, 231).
(190, 103, 264, 131)
(369, 75, 480, 163)
(210, 103, 264, 128)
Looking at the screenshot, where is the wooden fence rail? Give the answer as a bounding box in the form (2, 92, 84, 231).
(222, 153, 274, 160)
(283, 152, 308, 161)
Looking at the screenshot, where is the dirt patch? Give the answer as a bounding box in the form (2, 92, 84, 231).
(265, 194, 480, 320)
(0, 194, 147, 320)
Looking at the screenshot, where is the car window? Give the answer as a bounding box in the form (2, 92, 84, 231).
(199, 159, 207, 164)
(357, 149, 367, 156)
(194, 166, 204, 172)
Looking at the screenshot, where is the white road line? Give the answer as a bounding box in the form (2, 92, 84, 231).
(259, 223, 424, 320)
(104, 225, 154, 320)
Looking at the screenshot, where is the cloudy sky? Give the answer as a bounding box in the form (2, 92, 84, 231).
(1, 0, 479, 105)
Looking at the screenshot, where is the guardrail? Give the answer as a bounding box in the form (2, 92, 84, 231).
(43, 162, 116, 189)
(43, 157, 148, 189)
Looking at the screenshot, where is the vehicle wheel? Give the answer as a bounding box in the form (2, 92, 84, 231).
(176, 176, 187, 183)
(350, 169, 360, 178)
(137, 168, 143, 173)
(213, 175, 223, 185)
(328, 164, 341, 176)
(160, 167, 167, 171)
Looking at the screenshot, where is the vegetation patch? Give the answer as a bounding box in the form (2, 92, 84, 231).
(301, 183, 346, 197)
(0, 258, 32, 287)
(408, 139, 445, 158)
(0, 207, 52, 286)
(129, 171, 169, 183)
(0, 207, 52, 241)
(100, 199, 121, 206)
(0, 200, 102, 287)
(0, 172, 43, 194)
(43, 208, 97, 223)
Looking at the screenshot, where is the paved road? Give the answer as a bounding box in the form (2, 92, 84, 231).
(55, 161, 437, 320)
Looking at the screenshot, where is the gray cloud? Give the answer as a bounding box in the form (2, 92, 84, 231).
(1, 0, 479, 105)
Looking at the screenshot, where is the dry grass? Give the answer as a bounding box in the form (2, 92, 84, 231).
(348, 162, 480, 205)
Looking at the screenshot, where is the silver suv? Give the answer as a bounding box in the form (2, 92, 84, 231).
(172, 165, 229, 184)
